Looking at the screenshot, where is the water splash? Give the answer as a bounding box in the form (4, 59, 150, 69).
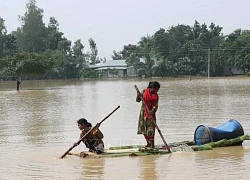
(171, 143, 194, 153)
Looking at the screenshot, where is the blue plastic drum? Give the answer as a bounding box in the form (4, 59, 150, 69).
(194, 119, 244, 145)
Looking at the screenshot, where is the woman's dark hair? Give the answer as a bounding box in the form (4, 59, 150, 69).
(147, 81, 160, 89)
(77, 118, 92, 127)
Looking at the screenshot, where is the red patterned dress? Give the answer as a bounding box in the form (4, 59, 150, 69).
(137, 88, 159, 142)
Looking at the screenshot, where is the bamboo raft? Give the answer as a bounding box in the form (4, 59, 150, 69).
(69, 134, 250, 158)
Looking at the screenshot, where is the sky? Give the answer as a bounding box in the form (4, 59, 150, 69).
(0, 0, 250, 59)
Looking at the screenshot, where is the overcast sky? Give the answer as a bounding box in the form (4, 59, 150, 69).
(0, 0, 249, 58)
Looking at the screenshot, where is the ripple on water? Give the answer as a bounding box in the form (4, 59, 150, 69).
(1, 79, 250, 179)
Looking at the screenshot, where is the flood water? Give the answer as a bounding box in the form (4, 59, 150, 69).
(1, 77, 250, 180)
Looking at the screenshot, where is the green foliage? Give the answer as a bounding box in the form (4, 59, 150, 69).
(15, 0, 47, 52)
(108, 68, 119, 77)
(118, 20, 230, 77)
(111, 50, 123, 60)
(1, 0, 250, 79)
(46, 17, 65, 50)
(81, 68, 100, 78)
(72, 39, 86, 70)
(0, 16, 7, 58)
(0, 52, 54, 77)
(137, 68, 147, 77)
(42, 50, 67, 78)
(120, 44, 138, 59)
(89, 38, 98, 64)
(4, 33, 18, 56)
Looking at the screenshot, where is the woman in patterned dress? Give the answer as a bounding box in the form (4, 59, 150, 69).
(136, 81, 160, 148)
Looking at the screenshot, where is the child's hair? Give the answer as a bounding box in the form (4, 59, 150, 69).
(77, 118, 92, 127)
(147, 81, 160, 89)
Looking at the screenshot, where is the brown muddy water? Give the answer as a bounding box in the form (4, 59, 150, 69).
(1, 77, 250, 180)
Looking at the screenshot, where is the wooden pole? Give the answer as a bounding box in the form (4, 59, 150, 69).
(60, 105, 120, 158)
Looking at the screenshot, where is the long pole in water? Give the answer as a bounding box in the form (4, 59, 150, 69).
(60, 105, 120, 159)
(134, 85, 171, 153)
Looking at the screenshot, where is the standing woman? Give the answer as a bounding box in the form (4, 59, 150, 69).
(136, 81, 160, 148)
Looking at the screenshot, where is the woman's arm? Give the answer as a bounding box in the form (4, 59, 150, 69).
(97, 129, 104, 139)
(92, 128, 104, 139)
(150, 94, 159, 115)
(92, 123, 104, 139)
(73, 132, 84, 146)
(136, 90, 145, 102)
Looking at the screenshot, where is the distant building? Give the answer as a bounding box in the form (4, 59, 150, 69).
(89, 60, 137, 78)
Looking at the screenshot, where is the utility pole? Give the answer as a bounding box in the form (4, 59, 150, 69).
(208, 48, 210, 78)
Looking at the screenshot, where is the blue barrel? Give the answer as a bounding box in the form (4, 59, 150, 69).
(194, 119, 244, 145)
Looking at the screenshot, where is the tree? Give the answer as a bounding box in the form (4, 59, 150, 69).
(15, 0, 47, 52)
(4, 33, 18, 56)
(112, 50, 123, 60)
(152, 28, 170, 59)
(225, 30, 250, 73)
(46, 17, 64, 50)
(73, 39, 84, 56)
(126, 52, 146, 77)
(61, 39, 86, 79)
(58, 37, 71, 54)
(0, 16, 7, 58)
(0, 52, 55, 90)
(89, 38, 98, 64)
(42, 50, 68, 78)
(152, 57, 175, 77)
(122, 36, 155, 77)
(120, 44, 138, 59)
(137, 35, 155, 77)
(71, 39, 87, 77)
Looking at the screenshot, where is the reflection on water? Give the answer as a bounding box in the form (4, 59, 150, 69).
(196, 146, 245, 161)
(79, 158, 105, 180)
(194, 146, 248, 180)
(139, 156, 158, 180)
(1, 78, 250, 179)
